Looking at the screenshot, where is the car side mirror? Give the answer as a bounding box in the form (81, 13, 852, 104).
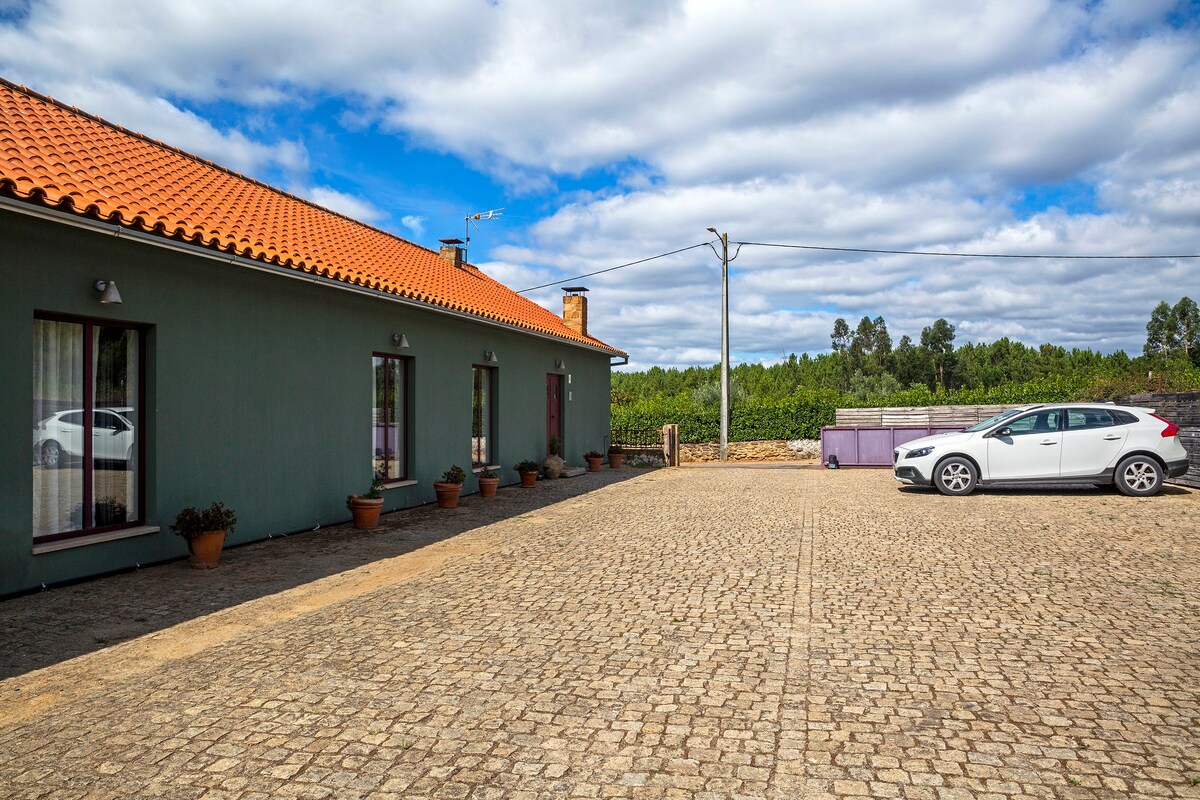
(987, 427, 1012, 438)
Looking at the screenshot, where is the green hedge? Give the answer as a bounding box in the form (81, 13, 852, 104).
(609, 374, 1166, 444)
(838, 375, 1088, 409)
(612, 391, 839, 443)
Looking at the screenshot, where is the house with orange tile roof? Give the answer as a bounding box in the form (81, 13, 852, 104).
(0, 77, 626, 595)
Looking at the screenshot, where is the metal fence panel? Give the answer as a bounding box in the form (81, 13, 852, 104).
(820, 425, 964, 467)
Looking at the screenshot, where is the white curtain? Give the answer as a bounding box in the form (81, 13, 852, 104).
(33, 320, 83, 537)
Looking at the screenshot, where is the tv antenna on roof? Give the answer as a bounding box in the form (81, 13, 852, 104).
(464, 208, 504, 264)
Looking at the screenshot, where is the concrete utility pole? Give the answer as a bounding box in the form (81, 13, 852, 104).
(707, 228, 730, 462)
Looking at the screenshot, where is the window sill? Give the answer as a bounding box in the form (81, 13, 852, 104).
(472, 465, 501, 474)
(382, 480, 418, 490)
(33, 525, 160, 555)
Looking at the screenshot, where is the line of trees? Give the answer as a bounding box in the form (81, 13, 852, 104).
(612, 297, 1200, 408)
(830, 315, 959, 396)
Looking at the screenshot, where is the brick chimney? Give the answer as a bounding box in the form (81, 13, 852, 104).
(562, 287, 588, 336)
(438, 237, 464, 269)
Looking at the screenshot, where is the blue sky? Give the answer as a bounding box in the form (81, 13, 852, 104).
(2, 0, 1199, 369)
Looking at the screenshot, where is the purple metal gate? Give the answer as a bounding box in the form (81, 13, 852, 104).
(820, 426, 963, 467)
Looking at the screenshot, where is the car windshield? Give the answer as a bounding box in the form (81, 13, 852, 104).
(963, 407, 1027, 433)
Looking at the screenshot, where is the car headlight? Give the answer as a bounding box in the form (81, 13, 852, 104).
(905, 446, 935, 459)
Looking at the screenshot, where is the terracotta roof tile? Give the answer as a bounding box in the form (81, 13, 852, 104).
(0, 78, 624, 357)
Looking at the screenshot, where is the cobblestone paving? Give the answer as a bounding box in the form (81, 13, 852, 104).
(1, 470, 642, 679)
(1, 469, 1198, 799)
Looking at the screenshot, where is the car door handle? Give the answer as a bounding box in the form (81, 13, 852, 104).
(1102, 434, 1121, 440)
(1039, 440, 1057, 445)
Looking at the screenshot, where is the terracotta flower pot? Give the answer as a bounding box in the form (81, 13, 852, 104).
(609, 454, 624, 468)
(479, 476, 500, 498)
(188, 529, 226, 569)
(519, 470, 538, 487)
(348, 496, 384, 529)
(434, 481, 462, 508)
(586, 456, 603, 472)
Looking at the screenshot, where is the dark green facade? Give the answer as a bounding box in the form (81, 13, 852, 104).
(1, 205, 615, 596)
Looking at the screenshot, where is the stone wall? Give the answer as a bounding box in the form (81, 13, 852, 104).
(682, 439, 821, 463)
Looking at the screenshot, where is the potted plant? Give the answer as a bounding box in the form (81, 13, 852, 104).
(435, 465, 467, 508)
(478, 466, 500, 498)
(95, 495, 129, 525)
(515, 459, 540, 487)
(584, 450, 604, 472)
(607, 445, 625, 469)
(170, 501, 237, 569)
(347, 478, 385, 529)
(544, 435, 565, 479)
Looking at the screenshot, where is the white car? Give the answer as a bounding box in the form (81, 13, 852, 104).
(893, 403, 1189, 496)
(33, 407, 136, 468)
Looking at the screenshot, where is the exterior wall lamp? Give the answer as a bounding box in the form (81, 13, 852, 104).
(554, 359, 565, 369)
(485, 350, 499, 363)
(392, 333, 410, 348)
(94, 280, 122, 304)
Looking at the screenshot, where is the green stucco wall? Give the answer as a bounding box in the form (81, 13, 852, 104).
(0, 208, 614, 596)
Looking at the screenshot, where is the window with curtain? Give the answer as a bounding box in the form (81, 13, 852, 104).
(372, 354, 409, 481)
(33, 317, 141, 542)
(471, 365, 496, 466)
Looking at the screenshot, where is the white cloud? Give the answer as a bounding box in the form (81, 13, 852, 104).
(4, 0, 1163, 186)
(475, 260, 556, 294)
(302, 186, 384, 223)
(0, 75, 307, 177)
(507, 178, 1200, 367)
(400, 215, 426, 237)
(0, 0, 491, 103)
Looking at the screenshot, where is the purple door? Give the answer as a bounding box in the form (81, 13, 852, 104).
(546, 374, 563, 455)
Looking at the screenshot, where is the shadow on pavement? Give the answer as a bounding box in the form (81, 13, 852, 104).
(0, 469, 645, 680)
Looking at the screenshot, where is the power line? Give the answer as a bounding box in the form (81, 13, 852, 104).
(516, 238, 1199, 293)
(737, 241, 1200, 259)
(517, 243, 711, 293)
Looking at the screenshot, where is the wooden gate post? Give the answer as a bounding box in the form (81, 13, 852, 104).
(662, 424, 679, 466)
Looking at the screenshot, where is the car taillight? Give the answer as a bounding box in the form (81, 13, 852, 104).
(1150, 413, 1179, 437)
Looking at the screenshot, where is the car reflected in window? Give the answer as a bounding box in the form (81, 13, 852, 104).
(33, 407, 135, 468)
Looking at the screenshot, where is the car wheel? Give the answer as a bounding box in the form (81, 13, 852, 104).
(934, 456, 977, 496)
(1114, 455, 1163, 497)
(41, 440, 62, 469)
